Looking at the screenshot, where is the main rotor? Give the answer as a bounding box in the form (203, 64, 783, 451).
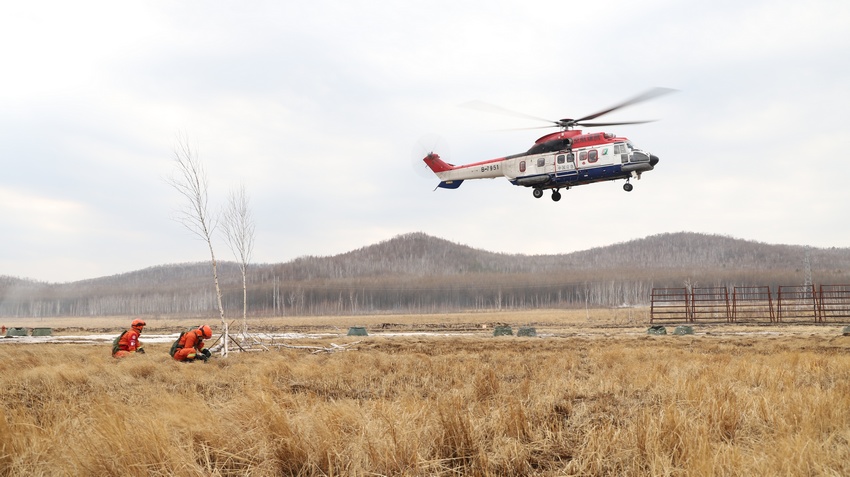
(463, 87, 676, 131)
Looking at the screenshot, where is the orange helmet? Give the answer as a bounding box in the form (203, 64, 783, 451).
(131, 319, 146, 329)
(199, 325, 212, 339)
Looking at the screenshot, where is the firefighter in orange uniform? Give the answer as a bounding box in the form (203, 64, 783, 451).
(113, 319, 146, 358)
(173, 324, 213, 362)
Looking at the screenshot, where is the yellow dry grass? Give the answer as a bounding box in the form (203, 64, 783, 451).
(1, 308, 612, 333)
(2, 309, 850, 476)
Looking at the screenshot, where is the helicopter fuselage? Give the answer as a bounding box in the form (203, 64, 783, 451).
(423, 129, 659, 201)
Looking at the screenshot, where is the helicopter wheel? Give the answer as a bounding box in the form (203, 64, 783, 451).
(623, 182, 634, 192)
(532, 188, 544, 199)
(551, 190, 561, 202)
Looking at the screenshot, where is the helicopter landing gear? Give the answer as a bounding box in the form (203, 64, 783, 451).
(532, 188, 564, 201)
(623, 182, 634, 192)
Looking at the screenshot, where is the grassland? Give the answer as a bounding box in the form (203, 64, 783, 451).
(2, 309, 850, 476)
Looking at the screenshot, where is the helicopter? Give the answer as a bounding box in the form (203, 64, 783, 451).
(423, 87, 675, 201)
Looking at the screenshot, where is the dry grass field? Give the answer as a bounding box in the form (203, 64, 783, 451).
(2, 309, 850, 476)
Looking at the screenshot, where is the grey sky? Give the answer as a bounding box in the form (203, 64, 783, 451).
(2, 0, 849, 282)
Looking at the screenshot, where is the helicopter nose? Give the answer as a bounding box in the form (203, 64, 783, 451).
(649, 154, 659, 166)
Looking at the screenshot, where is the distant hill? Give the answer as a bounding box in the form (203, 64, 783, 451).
(555, 232, 850, 271)
(267, 231, 850, 280)
(2, 232, 849, 317)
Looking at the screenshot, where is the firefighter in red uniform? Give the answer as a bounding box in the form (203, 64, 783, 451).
(173, 324, 213, 362)
(113, 319, 146, 358)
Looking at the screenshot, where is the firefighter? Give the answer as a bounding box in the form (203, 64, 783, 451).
(112, 319, 146, 358)
(172, 324, 213, 362)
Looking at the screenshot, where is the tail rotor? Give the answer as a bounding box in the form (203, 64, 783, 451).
(411, 133, 451, 180)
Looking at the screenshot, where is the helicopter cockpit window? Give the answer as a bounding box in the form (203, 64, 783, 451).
(615, 143, 628, 163)
(631, 151, 649, 162)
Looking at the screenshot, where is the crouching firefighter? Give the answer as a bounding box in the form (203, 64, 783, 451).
(171, 324, 213, 362)
(112, 319, 147, 358)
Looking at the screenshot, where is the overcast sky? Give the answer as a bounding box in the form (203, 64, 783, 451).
(2, 0, 849, 283)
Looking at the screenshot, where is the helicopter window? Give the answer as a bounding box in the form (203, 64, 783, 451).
(557, 155, 565, 164)
(579, 151, 587, 161)
(519, 161, 526, 173)
(588, 150, 598, 163)
(537, 157, 546, 167)
(567, 153, 574, 163)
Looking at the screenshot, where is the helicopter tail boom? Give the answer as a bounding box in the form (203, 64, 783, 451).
(423, 153, 465, 189)
(423, 153, 454, 173)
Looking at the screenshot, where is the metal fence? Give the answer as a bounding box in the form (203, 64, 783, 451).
(650, 284, 850, 324)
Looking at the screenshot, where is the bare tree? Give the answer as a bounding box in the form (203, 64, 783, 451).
(222, 183, 255, 337)
(166, 132, 228, 356)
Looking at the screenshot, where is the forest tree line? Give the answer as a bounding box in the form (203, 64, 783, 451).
(2, 232, 849, 318)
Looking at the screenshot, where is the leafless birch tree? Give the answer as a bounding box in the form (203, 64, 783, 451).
(222, 183, 255, 337)
(166, 133, 228, 355)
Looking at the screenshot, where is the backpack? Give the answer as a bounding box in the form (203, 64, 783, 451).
(169, 331, 187, 357)
(112, 330, 127, 355)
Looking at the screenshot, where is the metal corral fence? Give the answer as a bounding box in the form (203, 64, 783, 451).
(650, 284, 850, 324)
(649, 288, 690, 323)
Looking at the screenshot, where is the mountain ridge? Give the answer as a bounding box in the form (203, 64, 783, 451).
(3, 231, 849, 317)
(3, 231, 848, 287)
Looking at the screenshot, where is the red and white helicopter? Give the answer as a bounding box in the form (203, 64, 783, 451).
(423, 88, 674, 201)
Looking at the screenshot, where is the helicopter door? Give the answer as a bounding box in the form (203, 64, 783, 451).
(535, 156, 550, 176)
(555, 153, 575, 173)
(555, 152, 577, 179)
(528, 156, 552, 175)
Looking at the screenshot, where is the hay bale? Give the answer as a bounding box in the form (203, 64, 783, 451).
(647, 325, 667, 335)
(347, 326, 368, 336)
(493, 325, 513, 336)
(517, 327, 537, 337)
(672, 325, 694, 336)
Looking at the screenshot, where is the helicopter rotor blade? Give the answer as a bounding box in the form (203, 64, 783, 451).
(461, 87, 676, 131)
(574, 119, 658, 127)
(495, 125, 560, 131)
(460, 100, 560, 127)
(574, 87, 677, 123)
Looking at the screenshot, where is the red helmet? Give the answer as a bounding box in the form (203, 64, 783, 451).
(131, 319, 146, 328)
(199, 325, 212, 339)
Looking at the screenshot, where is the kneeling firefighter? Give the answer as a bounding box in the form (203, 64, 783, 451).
(112, 319, 146, 358)
(171, 324, 213, 362)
